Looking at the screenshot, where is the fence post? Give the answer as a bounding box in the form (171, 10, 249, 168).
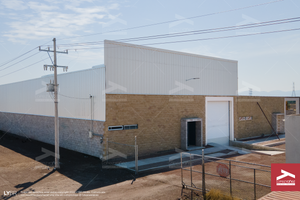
(202, 149, 206, 199)
(190, 153, 193, 199)
(190, 153, 193, 185)
(135, 136, 138, 175)
(106, 138, 109, 163)
(181, 152, 183, 186)
(254, 169, 256, 200)
(229, 160, 232, 197)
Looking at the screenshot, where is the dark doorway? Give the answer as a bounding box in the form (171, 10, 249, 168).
(188, 122, 196, 146)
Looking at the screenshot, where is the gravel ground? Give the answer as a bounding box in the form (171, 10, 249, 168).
(0, 131, 286, 200)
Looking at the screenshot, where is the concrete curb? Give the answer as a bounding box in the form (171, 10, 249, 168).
(230, 141, 284, 151)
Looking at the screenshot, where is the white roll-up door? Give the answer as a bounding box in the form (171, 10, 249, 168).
(206, 101, 230, 145)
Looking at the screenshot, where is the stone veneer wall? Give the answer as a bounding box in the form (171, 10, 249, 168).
(0, 112, 104, 158)
(0, 95, 288, 159)
(105, 94, 206, 157)
(235, 96, 285, 139)
(105, 94, 287, 157)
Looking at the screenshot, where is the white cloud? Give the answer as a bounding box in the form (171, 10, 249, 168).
(65, 5, 108, 14)
(108, 3, 120, 10)
(44, 0, 95, 6)
(2, 1, 120, 42)
(1, 0, 27, 10)
(62, 0, 95, 7)
(28, 2, 58, 11)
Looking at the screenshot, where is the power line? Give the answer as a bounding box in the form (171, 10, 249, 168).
(0, 47, 38, 68)
(58, 93, 90, 99)
(56, 0, 285, 41)
(49, 92, 54, 102)
(0, 1, 290, 76)
(0, 1, 287, 71)
(0, 51, 41, 72)
(0, 40, 52, 69)
(141, 27, 300, 46)
(65, 27, 300, 51)
(0, 57, 50, 78)
(56, 17, 300, 48)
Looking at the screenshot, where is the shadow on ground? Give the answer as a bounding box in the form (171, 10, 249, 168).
(0, 131, 246, 200)
(0, 131, 161, 199)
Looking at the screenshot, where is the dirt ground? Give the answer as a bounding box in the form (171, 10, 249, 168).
(272, 143, 285, 150)
(0, 131, 286, 200)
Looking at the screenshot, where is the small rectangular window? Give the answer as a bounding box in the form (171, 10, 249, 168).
(124, 124, 138, 130)
(286, 101, 297, 115)
(108, 125, 123, 131)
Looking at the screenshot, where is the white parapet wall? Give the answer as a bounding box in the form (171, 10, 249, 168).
(105, 40, 238, 96)
(285, 114, 300, 163)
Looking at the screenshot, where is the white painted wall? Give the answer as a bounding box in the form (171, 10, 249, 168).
(0, 66, 106, 121)
(285, 114, 300, 163)
(105, 40, 238, 95)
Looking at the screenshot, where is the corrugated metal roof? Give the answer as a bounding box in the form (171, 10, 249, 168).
(259, 191, 300, 200)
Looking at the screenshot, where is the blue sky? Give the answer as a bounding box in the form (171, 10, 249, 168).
(0, 0, 300, 95)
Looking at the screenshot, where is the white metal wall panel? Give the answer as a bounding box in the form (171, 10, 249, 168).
(105, 40, 238, 95)
(0, 67, 106, 121)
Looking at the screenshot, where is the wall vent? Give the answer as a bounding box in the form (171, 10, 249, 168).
(108, 125, 123, 131)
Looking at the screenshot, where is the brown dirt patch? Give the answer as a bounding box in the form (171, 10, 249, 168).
(0, 131, 285, 200)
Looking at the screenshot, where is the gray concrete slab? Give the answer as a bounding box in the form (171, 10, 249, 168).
(251, 150, 285, 156)
(115, 143, 248, 172)
(242, 134, 285, 144)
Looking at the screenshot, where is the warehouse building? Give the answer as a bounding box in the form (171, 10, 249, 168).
(0, 40, 299, 159)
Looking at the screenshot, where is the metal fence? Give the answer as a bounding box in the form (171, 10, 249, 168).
(180, 150, 271, 200)
(103, 136, 138, 174)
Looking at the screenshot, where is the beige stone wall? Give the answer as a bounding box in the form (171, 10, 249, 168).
(235, 96, 284, 139)
(104, 94, 206, 157)
(104, 94, 286, 157)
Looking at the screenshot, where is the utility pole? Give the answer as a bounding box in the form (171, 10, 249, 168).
(39, 38, 68, 169)
(53, 38, 59, 169)
(292, 82, 296, 97)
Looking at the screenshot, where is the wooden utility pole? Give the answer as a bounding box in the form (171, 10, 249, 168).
(39, 38, 68, 169)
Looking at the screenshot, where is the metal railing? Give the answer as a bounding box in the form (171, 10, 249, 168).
(104, 136, 138, 174)
(180, 150, 271, 199)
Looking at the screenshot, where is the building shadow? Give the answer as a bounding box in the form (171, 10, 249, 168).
(0, 131, 176, 197)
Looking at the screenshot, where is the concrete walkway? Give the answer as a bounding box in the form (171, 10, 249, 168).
(115, 143, 249, 173)
(239, 134, 285, 156)
(242, 134, 285, 145)
(115, 135, 286, 173)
